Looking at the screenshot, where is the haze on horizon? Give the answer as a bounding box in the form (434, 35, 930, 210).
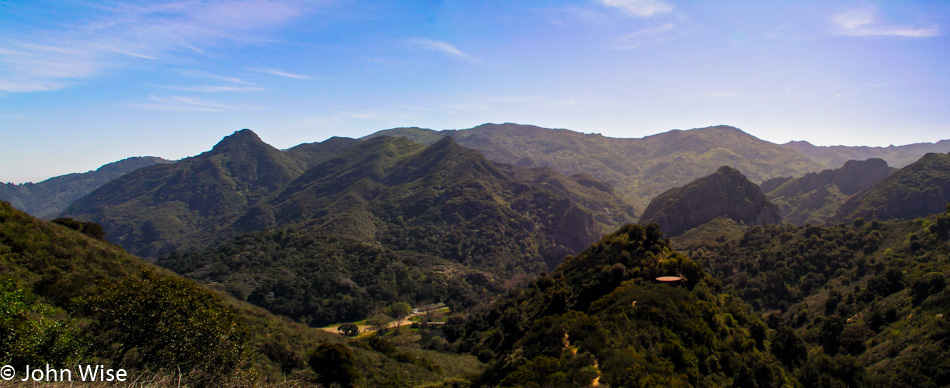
(2, 0, 949, 184)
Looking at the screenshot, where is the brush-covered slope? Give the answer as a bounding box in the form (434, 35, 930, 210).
(451, 223, 790, 387)
(157, 228, 488, 327)
(284, 136, 360, 168)
(639, 166, 782, 237)
(62, 129, 306, 258)
(0, 201, 485, 386)
(267, 136, 638, 273)
(765, 158, 892, 225)
(784, 139, 950, 169)
(684, 209, 950, 387)
(369, 123, 826, 208)
(832, 153, 950, 222)
(0, 156, 170, 219)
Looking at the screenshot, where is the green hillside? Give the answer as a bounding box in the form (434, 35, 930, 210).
(62, 129, 307, 258)
(0, 156, 169, 219)
(268, 136, 637, 273)
(832, 153, 950, 222)
(682, 208, 950, 386)
(450, 223, 791, 387)
(158, 228, 488, 328)
(0, 201, 484, 386)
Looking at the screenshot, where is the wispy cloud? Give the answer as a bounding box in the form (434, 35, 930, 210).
(833, 8, 941, 38)
(598, 0, 672, 18)
(148, 84, 268, 92)
(181, 70, 257, 85)
(0, 0, 311, 93)
(249, 67, 311, 79)
(408, 39, 469, 59)
(127, 95, 260, 112)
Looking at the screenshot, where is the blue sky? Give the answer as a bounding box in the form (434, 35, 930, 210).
(2, 0, 949, 183)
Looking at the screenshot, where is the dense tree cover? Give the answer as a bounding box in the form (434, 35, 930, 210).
(158, 228, 494, 327)
(452, 224, 790, 387)
(80, 269, 251, 382)
(0, 201, 484, 386)
(0, 278, 83, 368)
(682, 207, 950, 386)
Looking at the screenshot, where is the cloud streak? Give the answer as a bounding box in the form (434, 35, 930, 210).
(0, 0, 310, 93)
(409, 39, 469, 59)
(598, 0, 672, 17)
(833, 8, 941, 38)
(147, 84, 269, 92)
(127, 95, 236, 112)
(249, 67, 311, 79)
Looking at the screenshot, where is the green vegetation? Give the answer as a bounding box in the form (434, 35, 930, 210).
(158, 228, 491, 327)
(62, 129, 307, 258)
(682, 207, 950, 386)
(0, 156, 169, 220)
(452, 223, 790, 387)
(0, 201, 484, 386)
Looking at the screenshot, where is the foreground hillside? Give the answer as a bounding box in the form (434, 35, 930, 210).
(450, 223, 791, 387)
(682, 207, 950, 386)
(0, 201, 482, 386)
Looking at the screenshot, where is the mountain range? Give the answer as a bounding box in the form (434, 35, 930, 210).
(0, 156, 169, 219)
(62, 130, 635, 273)
(5, 122, 950, 387)
(763, 158, 893, 225)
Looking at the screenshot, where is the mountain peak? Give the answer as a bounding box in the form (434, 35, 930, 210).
(640, 165, 781, 236)
(211, 129, 264, 153)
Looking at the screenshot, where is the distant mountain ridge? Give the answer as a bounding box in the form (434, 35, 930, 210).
(366, 124, 822, 207)
(783, 139, 950, 169)
(367, 123, 949, 209)
(764, 158, 892, 225)
(639, 166, 782, 237)
(0, 156, 170, 219)
(832, 152, 950, 222)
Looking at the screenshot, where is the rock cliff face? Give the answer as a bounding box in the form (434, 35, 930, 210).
(639, 166, 781, 236)
(832, 153, 950, 222)
(763, 158, 892, 225)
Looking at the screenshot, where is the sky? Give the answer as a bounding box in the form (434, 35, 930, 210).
(2, 0, 949, 183)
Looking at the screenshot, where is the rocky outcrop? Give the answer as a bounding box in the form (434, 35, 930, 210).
(639, 166, 781, 236)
